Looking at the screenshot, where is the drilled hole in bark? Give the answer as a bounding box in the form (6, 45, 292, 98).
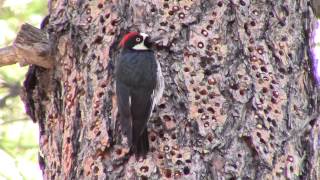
(87, 16, 92, 23)
(281, 36, 288, 41)
(98, 91, 104, 97)
(217, 1, 223, 7)
(102, 27, 106, 34)
(206, 25, 212, 30)
(105, 13, 110, 19)
(290, 166, 294, 173)
(262, 87, 268, 93)
(172, 5, 180, 11)
(250, 21, 256, 26)
(207, 107, 215, 114)
(198, 42, 204, 48)
(200, 89, 208, 95)
(184, 67, 190, 72)
(257, 48, 264, 55)
(176, 160, 183, 165)
(230, 83, 239, 90)
(204, 121, 209, 127)
(195, 95, 201, 100)
(150, 7, 156, 12)
(116, 148, 122, 155)
(271, 97, 277, 104)
(100, 16, 105, 24)
(158, 154, 164, 159)
(82, 44, 88, 53)
(140, 166, 149, 173)
(269, 126, 275, 133)
(111, 20, 118, 26)
(271, 120, 278, 127)
(168, 10, 174, 15)
(178, 12, 185, 19)
(279, 20, 286, 26)
(163, 115, 171, 121)
(252, 65, 257, 70)
(163, 3, 169, 8)
(209, 20, 214, 24)
(239, 89, 245, 96)
(165, 169, 172, 178)
(171, 134, 176, 139)
(86, 8, 91, 14)
(201, 29, 208, 37)
(159, 130, 164, 138)
(100, 83, 107, 88)
(183, 166, 190, 175)
(261, 66, 267, 72)
(158, 104, 166, 109)
(170, 150, 176, 156)
(198, 108, 204, 113)
(175, 171, 182, 178)
(80, 169, 84, 176)
(209, 93, 215, 99)
(256, 132, 261, 138)
(260, 138, 267, 144)
(279, 50, 284, 56)
(98, 3, 103, 9)
(240, 0, 246, 6)
(164, 145, 170, 152)
(94, 36, 103, 44)
(270, 134, 275, 140)
(150, 135, 156, 142)
(170, 25, 175, 29)
(160, 21, 168, 26)
(93, 166, 99, 173)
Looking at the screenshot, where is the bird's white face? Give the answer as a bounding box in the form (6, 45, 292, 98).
(132, 33, 149, 50)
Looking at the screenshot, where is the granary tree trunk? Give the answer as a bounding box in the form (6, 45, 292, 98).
(21, 0, 320, 179)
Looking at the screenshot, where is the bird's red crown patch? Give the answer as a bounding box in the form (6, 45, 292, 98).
(119, 32, 139, 47)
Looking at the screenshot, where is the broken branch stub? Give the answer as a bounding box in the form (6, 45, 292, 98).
(0, 46, 17, 66)
(13, 23, 53, 68)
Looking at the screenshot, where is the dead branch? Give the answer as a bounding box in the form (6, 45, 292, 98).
(0, 23, 53, 68)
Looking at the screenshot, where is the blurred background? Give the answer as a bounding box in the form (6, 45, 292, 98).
(0, 0, 319, 180)
(0, 0, 46, 179)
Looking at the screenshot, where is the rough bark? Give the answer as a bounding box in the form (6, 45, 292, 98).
(21, 0, 320, 179)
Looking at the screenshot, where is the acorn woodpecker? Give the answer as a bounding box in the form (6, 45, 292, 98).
(115, 32, 164, 157)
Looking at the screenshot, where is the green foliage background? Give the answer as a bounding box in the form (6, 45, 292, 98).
(0, 0, 47, 179)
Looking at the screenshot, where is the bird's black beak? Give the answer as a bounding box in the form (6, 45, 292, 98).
(149, 36, 163, 43)
(144, 36, 163, 49)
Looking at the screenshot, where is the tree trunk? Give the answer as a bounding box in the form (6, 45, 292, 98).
(21, 0, 320, 179)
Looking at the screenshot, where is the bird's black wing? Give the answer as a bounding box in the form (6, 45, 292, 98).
(115, 81, 133, 147)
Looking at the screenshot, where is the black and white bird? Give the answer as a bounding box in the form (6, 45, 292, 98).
(115, 32, 164, 157)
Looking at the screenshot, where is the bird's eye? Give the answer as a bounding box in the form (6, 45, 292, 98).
(136, 37, 141, 42)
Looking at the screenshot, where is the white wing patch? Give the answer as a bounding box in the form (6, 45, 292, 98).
(150, 59, 165, 114)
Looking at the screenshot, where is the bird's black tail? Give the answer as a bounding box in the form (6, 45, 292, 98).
(131, 128, 149, 158)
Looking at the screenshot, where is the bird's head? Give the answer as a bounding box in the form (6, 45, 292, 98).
(119, 32, 155, 50)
